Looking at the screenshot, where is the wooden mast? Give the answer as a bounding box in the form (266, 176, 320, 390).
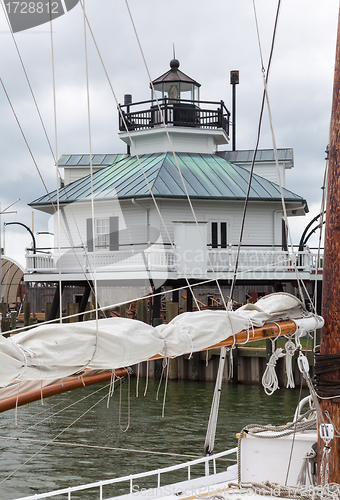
(318, 5, 340, 485)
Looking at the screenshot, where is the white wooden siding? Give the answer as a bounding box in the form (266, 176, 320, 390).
(154, 199, 281, 248)
(54, 199, 146, 251)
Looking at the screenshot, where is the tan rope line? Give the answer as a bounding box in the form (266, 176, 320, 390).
(81, 0, 100, 371)
(0, 435, 205, 459)
(0, 1, 56, 162)
(0, 381, 119, 484)
(124, 0, 227, 311)
(229, 0, 281, 305)
(47, 9, 63, 321)
(77, 0, 200, 310)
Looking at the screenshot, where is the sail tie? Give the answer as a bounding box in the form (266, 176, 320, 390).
(284, 338, 296, 389)
(10, 339, 34, 380)
(175, 321, 194, 359)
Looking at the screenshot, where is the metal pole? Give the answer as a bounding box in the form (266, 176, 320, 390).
(230, 71, 239, 151)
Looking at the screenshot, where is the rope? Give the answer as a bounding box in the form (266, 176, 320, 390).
(262, 347, 285, 395)
(0, 434, 206, 459)
(77, 0, 200, 312)
(0, 379, 123, 485)
(229, 0, 281, 305)
(118, 372, 130, 432)
(234, 481, 340, 499)
(204, 347, 227, 456)
(314, 351, 340, 397)
(124, 0, 228, 312)
(237, 411, 317, 486)
(285, 339, 296, 389)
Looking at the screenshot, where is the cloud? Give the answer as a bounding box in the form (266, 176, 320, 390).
(0, 0, 338, 267)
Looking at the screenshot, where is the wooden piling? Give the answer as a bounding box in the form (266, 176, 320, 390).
(23, 302, 30, 327)
(1, 318, 10, 336)
(10, 311, 16, 331)
(120, 303, 127, 318)
(166, 301, 179, 379)
(67, 303, 79, 323)
(44, 302, 51, 322)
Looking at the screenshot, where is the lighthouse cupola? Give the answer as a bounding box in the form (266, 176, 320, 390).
(118, 58, 230, 155)
(151, 58, 200, 104)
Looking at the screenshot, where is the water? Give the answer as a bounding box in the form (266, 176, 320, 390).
(0, 378, 309, 500)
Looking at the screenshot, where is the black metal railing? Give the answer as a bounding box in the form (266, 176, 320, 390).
(118, 98, 230, 135)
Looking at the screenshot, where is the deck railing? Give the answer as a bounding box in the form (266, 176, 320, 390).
(118, 98, 230, 135)
(14, 447, 238, 500)
(25, 247, 323, 277)
(26, 247, 176, 273)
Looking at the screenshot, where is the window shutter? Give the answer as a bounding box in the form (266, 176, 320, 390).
(86, 218, 93, 252)
(212, 222, 218, 248)
(221, 222, 227, 248)
(109, 216, 119, 251)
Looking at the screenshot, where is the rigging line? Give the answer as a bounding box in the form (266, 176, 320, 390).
(0, 380, 115, 446)
(0, 435, 205, 459)
(313, 157, 328, 326)
(8, 253, 296, 335)
(0, 384, 116, 485)
(0, 68, 96, 295)
(0, 77, 93, 298)
(254, 0, 309, 306)
(0, 1, 56, 163)
(0, 79, 53, 203)
(0, 6, 96, 295)
(82, 0, 100, 369)
(229, 0, 282, 305)
(47, 13, 63, 322)
(77, 0, 200, 311)
(124, 0, 227, 311)
(0, 389, 76, 429)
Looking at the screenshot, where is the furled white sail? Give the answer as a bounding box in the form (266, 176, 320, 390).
(0, 293, 322, 387)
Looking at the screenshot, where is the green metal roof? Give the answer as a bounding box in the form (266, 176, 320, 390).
(57, 154, 127, 166)
(220, 149, 294, 166)
(30, 152, 306, 207)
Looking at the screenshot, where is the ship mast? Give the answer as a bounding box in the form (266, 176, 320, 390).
(318, 5, 340, 485)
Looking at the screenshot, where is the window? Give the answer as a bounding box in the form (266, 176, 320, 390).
(211, 222, 227, 248)
(86, 217, 119, 251)
(95, 218, 109, 249)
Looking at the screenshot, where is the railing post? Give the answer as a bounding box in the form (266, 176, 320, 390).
(205, 458, 209, 476)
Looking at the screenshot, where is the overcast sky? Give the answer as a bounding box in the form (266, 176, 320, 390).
(0, 0, 338, 266)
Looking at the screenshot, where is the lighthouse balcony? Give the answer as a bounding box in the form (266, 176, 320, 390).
(118, 98, 230, 135)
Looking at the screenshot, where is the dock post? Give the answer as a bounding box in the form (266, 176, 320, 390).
(120, 303, 127, 318)
(153, 318, 164, 377)
(166, 301, 178, 379)
(24, 302, 30, 327)
(187, 288, 200, 380)
(10, 311, 16, 331)
(44, 302, 51, 322)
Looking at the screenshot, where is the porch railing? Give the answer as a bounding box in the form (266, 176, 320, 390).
(25, 247, 323, 276)
(118, 98, 230, 135)
(26, 247, 176, 273)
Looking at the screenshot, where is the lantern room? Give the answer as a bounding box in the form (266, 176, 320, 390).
(151, 58, 200, 103)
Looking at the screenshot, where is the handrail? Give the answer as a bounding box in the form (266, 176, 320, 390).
(14, 447, 238, 500)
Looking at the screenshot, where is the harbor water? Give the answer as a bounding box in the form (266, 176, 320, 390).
(0, 377, 309, 500)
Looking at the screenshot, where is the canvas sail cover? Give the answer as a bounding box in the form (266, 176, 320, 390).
(0, 293, 321, 387)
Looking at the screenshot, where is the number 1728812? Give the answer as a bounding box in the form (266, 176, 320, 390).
(5, 2, 60, 14)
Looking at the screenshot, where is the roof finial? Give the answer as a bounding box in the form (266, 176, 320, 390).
(170, 45, 179, 70)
